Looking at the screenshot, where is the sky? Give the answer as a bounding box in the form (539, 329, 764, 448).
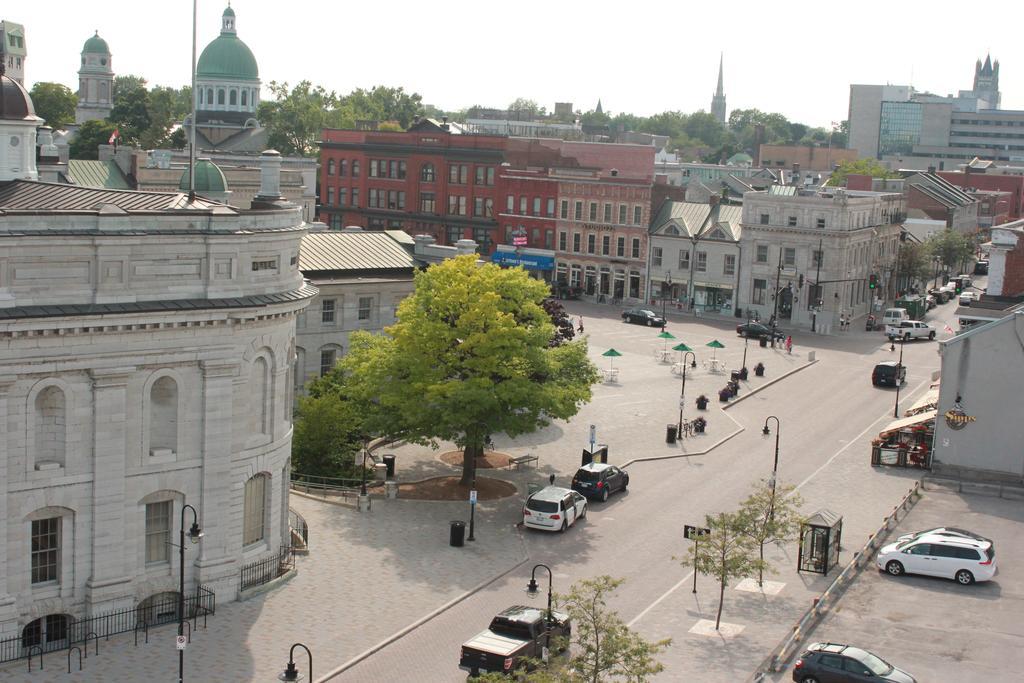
(10, 0, 1021, 128)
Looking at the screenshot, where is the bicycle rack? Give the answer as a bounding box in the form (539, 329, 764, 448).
(27, 645, 43, 672)
(67, 646, 83, 673)
(83, 630, 99, 658)
(133, 620, 149, 646)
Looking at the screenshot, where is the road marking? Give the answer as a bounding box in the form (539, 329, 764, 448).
(627, 377, 933, 628)
(615, 400, 649, 408)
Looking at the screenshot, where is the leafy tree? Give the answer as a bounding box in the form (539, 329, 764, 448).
(29, 82, 77, 130)
(112, 74, 147, 102)
(897, 241, 933, 290)
(737, 480, 803, 587)
(341, 85, 424, 129)
(926, 229, 973, 271)
(508, 97, 546, 118)
(541, 298, 575, 347)
(827, 158, 898, 186)
(140, 85, 191, 148)
(69, 119, 117, 159)
(334, 255, 600, 485)
(109, 85, 151, 145)
(257, 80, 342, 157)
(682, 511, 764, 630)
(166, 127, 187, 149)
(291, 392, 365, 478)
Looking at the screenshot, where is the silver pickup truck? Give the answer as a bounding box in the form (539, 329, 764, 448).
(459, 605, 571, 677)
(885, 320, 936, 341)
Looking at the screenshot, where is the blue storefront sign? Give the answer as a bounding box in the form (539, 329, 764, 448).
(491, 251, 555, 271)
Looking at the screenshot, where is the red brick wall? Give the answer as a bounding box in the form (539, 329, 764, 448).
(906, 185, 952, 223)
(938, 171, 1023, 219)
(1002, 240, 1024, 296)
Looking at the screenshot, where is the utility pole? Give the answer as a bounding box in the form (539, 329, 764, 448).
(811, 237, 823, 333)
(771, 248, 782, 347)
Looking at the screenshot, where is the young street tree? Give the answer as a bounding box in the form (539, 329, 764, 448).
(926, 228, 974, 272)
(737, 480, 803, 587)
(336, 255, 600, 485)
(683, 511, 764, 630)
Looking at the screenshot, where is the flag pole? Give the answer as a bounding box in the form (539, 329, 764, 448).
(188, 0, 198, 203)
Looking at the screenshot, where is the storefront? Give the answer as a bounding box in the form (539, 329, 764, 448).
(491, 247, 555, 282)
(871, 409, 936, 469)
(692, 282, 735, 314)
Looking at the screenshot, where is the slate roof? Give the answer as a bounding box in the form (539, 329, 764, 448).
(906, 172, 975, 208)
(65, 160, 131, 190)
(300, 231, 417, 273)
(0, 179, 221, 212)
(651, 200, 742, 241)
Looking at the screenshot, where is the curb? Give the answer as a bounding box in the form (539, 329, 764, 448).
(621, 409, 745, 467)
(723, 358, 819, 411)
(319, 523, 530, 682)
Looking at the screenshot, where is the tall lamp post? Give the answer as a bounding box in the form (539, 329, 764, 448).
(932, 255, 942, 289)
(890, 334, 905, 418)
(178, 504, 203, 683)
(662, 271, 672, 321)
(278, 643, 312, 681)
(761, 416, 781, 519)
(526, 563, 554, 655)
(468, 422, 488, 542)
(676, 350, 696, 438)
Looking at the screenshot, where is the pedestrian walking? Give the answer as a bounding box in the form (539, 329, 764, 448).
(839, 314, 846, 331)
(785, 335, 793, 354)
(577, 316, 584, 334)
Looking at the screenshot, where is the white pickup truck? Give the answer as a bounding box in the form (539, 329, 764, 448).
(885, 320, 936, 341)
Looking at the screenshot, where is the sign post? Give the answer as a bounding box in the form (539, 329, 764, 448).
(468, 489, 478, 541)
(175, 635, 187, 651)
(589, 424, 596, 453)
(684, 525, 711, 593)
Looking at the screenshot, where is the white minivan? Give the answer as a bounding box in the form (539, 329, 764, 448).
(876, 531, 996, 585)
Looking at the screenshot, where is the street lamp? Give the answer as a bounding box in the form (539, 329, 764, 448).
(178, 504, 203, 683)
(278, 643, 312, 681)
(932, 255, 942, 289)
(761, 417, 781, 519)
(360, 439, 369, 496)
(890, 333, 905, 418)
(662, 271, 672, 321)
(677, 350, 696, 439)
(526, 564, 554, 654)
(468, 422, 489, 542)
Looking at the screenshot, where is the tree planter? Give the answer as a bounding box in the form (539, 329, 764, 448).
(738, 367, 748, 381)
(696, 396, 709, 410)
(693, 418, 707, 433)
(719, 389, 731, 402)
(754, 363, 765, 377)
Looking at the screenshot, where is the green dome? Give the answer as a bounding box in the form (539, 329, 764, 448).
(196, 35, 258, 81)
(179, 159, 228, 194)
(83, 32, 109, 54)
(223, 6, 235, 17)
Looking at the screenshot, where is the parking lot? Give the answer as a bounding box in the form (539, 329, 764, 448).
(796, 487, 1024, 682)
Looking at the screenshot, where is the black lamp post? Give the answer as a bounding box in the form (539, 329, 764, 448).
(359, 439, 369, 496)
(932, 255, 941, 289)
(677, 351, 696, 438)
(278, 643, 312, 682)
(468, 423, 488, 542)
(761, 417, 781, 519)
(526, 564, 554, 654)
(662, 271, 672, 321)
(890, 334, 905, 418)
(178, 504, 202, 683)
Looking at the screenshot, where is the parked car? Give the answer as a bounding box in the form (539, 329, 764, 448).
(571, 463, 629, 502)
(939, 283, 956, 299)
(928, 287, 949, 304)
(871, 361, 906, 387)
(876, 530, 996, 585)
(974, 260, 989, 275)
(885, 320, 936, 341)
(959, 291, 978, 306)
(896, 527, 991, 545)
(736, 322, 785, 340)
(622, 308, 666, 327)
(522, 486, 587, 532)
(925, 294, 936, 310)
(880, 307, 909, 328)
(459, 605, 571, 677)
(792, 642, 915, 683)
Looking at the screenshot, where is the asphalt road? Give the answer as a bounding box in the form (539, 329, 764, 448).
(336, 299, 959, 682)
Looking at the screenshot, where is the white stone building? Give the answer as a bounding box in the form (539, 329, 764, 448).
(0, 74, 314, 651)
(738, 187, 905, 332)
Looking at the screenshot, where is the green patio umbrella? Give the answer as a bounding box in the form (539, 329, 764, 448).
(657, 330, 676, 351)
(672, 342, 696, 367)
(601, 348, 623, 370)
(706, 339, 725, 360)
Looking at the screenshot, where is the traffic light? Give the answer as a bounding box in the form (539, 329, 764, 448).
(869, 274, 878, 290)
(955, 280, 962, 293)
(798, 274, 804, 289)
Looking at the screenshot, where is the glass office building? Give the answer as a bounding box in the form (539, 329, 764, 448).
(879, 101, 923, 155)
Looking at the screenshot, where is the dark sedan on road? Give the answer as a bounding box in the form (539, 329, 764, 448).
(622, 308, 666, 327)
(571, 463, 629, 502)
(736, 322, 784, 340)
(793, 642, 916, 682)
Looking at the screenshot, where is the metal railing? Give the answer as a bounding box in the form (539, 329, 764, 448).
(0, 586, 215, 665)
(239, 546, 295, 592)
(289, 508, 309, 549)
(291, 472, 366, 496)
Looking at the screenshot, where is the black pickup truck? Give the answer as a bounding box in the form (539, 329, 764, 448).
(458, 605, 571, 677)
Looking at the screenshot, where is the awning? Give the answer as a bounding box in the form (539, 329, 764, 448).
(879, 410, 937, 437)
(904, 388, 940, 416)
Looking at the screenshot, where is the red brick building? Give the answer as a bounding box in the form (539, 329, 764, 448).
(937, 170, 1023, 221)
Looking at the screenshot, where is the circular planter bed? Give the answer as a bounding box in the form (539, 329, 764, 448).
(399, 476, 517, 501)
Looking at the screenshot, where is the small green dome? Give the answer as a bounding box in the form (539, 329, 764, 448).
(83, 31, 110, 55)
(179, 159, 228, 193)
(196, 34, 258, 81)
(223, 6, 235, 17)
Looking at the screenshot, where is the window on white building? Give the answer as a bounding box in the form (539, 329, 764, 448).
(724, 254, 736, 276)
(756, 245, 769, 263)
(752, 278, 767, 305)
(242, 474, 267, 547)
(652, 247, 663, 267)
(678, 249, 689, 270)
(358, 297, 373, 321)
(31, 518, 60, 584)
(696, 251, 707, 272)
(321, 299, 336, 324)
(145, 501, 171, 564)
(320, 349, 336, 377)
(784, 247, 796, 267)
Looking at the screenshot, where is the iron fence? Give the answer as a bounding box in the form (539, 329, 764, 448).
(239, 546, 295, 592)
(289, 508, 309, 548)
(290, 472, 366, 495)
(0, 586, 215, 665)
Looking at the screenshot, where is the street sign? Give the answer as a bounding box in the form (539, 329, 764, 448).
(683, 525, 711, 540)
(513, 236, 528, 246)
(679, 398, 686, 408)
(175, 635, 187, 650)
(589, 424, 596, 445)
(469, 489, 478, 504)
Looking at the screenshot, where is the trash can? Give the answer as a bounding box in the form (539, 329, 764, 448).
(382, 454, 396, 479)
(449, 520, 466, 547)
(759, 337, 768, 348)
(666, 424, 677, 444)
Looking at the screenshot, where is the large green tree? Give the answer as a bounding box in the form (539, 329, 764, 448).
(69, 119, 117, 160)
(827, 158, 898, 186)
(926, 229, 974, 272)
(29, 82, 77, 130)
(336, 256, 600, 485)
(257, 80, 344, 156)
(109, 85, 151, 145)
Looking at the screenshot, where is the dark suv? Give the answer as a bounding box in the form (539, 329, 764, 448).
(872, 361, 906, 387)
(793, 642, 915, 682)
(571, 463, 628, 502)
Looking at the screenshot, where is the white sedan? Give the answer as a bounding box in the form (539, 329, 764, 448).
(522, 486, 587, 532)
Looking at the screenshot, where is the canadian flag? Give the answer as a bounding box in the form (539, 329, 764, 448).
(944, 324, 955, 334)
(108, 129, 120, 145)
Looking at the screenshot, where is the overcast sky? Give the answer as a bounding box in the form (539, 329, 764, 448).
(13, 0, 1021, 127)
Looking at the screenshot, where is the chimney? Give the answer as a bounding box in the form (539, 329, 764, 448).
(456, 239, 478, 256)
(709, 194, 720, 208)
(257, 149, 283, 200)
(753, 124, 765, 166)
(610, 168, 618, 177)
(792, 162, 801, 179)
(927, 165, 936, 174)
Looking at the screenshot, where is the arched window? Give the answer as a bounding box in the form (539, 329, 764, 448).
(242, 474, 268, 546)
(229, 89, 237, 106)
(21, 615, 69, 651)
(241, 90, 248, 107)
(198, 88, 204, 105)
(206, 88, 214, 106)
(251, 357, 269, 435)
(327, 159, 335, 175)
(217, 89, 225, 105)
(99, 81, 108, 102)
(294, 347, 306, 394)
(137, 592, 180, 626)
(149, 376, 178, 456)
(35, 386, 66, 468)
(421, 163, 435, 182)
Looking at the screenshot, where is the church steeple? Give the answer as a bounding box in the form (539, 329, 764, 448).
(595, 98, 603, 115)
(711, 53, 727, 124)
